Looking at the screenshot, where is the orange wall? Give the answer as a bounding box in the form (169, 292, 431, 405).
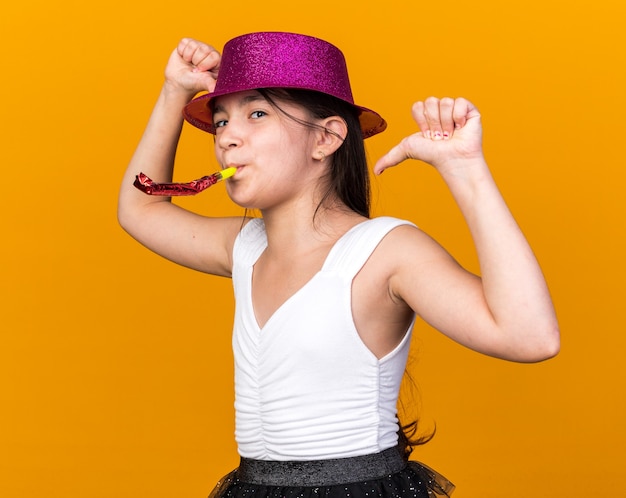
(1, 1, 624, 496)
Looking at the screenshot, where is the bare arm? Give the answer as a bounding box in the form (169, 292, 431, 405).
(375, 97, 559, 362)
(118, 38, 243, 276)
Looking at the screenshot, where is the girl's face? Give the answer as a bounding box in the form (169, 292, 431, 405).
(212, 90, 323, 211)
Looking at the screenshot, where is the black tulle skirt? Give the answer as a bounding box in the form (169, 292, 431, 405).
(208, 448, 454, 498)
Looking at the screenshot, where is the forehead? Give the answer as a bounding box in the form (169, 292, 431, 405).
(212, 90, 265, 113)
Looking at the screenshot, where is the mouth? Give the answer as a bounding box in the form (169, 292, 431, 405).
(218, 166, 238, 181)
(225, 164, 245, 175)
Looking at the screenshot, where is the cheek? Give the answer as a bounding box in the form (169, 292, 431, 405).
(213, 145, 223, 163)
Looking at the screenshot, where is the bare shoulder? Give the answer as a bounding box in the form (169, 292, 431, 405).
(378, 223, 457, 273)
(372, 223, 468, 309)
(355, 223, 455, 286)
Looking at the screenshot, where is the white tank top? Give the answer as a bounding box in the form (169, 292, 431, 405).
(231, 216, 416, 460)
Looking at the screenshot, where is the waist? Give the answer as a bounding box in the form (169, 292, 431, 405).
(237, 446, 406, 486)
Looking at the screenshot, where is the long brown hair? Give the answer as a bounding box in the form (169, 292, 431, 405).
(396, 368, 436, 460)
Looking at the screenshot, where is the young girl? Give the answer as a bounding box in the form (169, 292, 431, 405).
(118, 32, 559, 497)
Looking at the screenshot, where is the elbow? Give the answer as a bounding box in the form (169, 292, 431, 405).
(545, 326, 561, 359)
(538, 318, 561, 360)
(117, 190, 143, 235)
(117, 202, 131, 234)
(519, 323, 561, 363)
(535, 336, 560, 362)
(117, 197, 141, 236)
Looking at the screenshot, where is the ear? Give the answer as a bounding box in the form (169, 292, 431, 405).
(312, 116, 347, 161)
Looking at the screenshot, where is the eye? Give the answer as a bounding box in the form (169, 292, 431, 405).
(214, 119, 228, 128)
(250, 110, 267, 119)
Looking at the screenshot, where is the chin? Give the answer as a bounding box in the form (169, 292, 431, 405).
(227, 186, 276, 212)
(226, 192, 261, 211)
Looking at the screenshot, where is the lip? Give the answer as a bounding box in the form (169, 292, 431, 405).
(226, 164, 245, 173)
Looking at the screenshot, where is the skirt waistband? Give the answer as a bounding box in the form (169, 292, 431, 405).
(237, 446, 407, 487)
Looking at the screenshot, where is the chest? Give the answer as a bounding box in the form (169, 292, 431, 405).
(251, 251, 329, 329)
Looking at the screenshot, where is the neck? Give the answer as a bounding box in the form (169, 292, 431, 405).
(260, 200, 366, 256)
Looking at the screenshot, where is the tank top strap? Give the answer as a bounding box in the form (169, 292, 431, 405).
(322, 217, 416, 279)
(233, 218, 268, 267)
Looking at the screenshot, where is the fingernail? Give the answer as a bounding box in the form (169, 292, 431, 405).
(443, 131, 450, 139)
(433, 131, 443, 140)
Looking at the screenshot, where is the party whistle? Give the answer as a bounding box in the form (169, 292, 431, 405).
(134, 167, 237, 196)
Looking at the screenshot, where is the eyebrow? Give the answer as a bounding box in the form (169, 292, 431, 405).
(213, 93, 266, 115)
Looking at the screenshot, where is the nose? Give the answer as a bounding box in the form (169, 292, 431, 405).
(215, 118, 244, 151)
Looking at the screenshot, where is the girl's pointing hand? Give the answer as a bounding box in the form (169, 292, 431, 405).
(374, 97, 484, 176)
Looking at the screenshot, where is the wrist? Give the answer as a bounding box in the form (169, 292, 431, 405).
(437, 155, 490, 184)
(161, 80, 198, 104)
